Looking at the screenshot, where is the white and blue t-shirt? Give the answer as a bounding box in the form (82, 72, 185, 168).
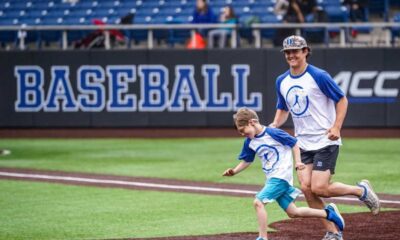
(276, 64, 345, 151)
(238, 126, 297, 185)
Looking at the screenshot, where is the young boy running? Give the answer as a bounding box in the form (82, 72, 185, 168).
(223, 108, 344, 240)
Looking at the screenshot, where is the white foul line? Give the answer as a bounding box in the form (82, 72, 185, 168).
(0, 171, 399, 205)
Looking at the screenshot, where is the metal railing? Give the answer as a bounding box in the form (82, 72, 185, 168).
(0, 22, 399, 50)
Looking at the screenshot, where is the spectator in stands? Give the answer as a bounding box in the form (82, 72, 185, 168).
(207, 6, 238, 48)
(192, 0, 217, 37)
(274, 0, 290, 19)
(284, 0, 317, 23)
(274, 0, 318, 46)
(192, 0, 217, 24)
(343, 0, 369, 22)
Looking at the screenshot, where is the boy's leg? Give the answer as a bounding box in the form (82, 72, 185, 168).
(254, 199, 268, 240)
(255, 178, 290, 240)
(285, 202, 345, 231)
(285, 202, 326, 218)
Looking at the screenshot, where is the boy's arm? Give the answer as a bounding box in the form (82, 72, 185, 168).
(222, 161, 251, 177)
(270, 109, 290, 128)
(292, 143, 305, 171)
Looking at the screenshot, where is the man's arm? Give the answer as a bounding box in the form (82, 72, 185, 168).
(222, 161, 251, 176)
(327, 96, 348, 140)
(270, 109, 290, 128)
(292, 143, 305, 171)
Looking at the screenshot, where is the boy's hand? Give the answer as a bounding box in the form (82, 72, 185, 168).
(295, 162, 306, 171)
(222, 168, 235, 176)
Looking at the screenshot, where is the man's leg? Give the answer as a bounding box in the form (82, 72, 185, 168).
(311, 170, 363, 198)
(297, 164, 339, 234)
(311, 170, 380, 215)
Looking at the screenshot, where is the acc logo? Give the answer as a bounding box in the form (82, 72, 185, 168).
(334, 71, 400, 103)
(285, 85, 309, 116)
(256, 144, 280, 173)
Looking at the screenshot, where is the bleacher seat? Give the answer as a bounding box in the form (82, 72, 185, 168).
(324, 5, 349, 37)
(317, 0, 341, 7)
(0, 0, 396, 48)
(260, 14, 281, 41)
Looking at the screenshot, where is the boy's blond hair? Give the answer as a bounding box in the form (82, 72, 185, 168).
(233, 108, 259, 127)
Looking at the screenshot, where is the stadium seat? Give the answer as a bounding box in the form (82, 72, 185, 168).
(317, 0, 341, 7)
(26, 9, 48, 18)
(324, 5, 349, 36)
(260, 14, 281, 41)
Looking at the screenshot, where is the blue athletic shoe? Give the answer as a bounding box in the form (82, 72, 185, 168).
(256, 237, 267, 240)
(325, 203, 345, 231)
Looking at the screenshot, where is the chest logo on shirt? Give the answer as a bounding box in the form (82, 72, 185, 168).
(285, 85, 309, 116)
(256, 144, 280, 173)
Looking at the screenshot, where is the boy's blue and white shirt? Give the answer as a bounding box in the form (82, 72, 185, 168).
(238, 126, 297, 185)
(276, 64, 345, 151)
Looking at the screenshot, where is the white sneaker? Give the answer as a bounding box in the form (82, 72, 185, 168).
(0, 149, 11, 156)
(321, 231, 343, 240)
(358, 179, 380, 215)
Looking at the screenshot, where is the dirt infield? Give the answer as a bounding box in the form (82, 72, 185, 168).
(126, 211, 400, 240)
(1, 128, 400, 138)
(0, 167, 399, 240)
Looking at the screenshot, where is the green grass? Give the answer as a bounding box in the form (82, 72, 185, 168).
(0, 180, 367, 240)
(0, 138, 398, 239)
(0, 138, 399, 193)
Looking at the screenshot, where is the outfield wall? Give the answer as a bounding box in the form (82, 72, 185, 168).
(1, 49, 399, 128)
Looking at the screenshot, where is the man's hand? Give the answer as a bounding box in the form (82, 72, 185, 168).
(268, 122, 278, 128)
(222, 168, 235, 177)
(327, 126, 341, 140)
(295, 162, 306, 171)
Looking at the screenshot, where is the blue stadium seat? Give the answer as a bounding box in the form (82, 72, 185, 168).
(26, 9, 48, 18)
(53, 2, 76, 11)
(91, 8, 118, 18)
(260, 14, 281, 41)
(30, 2, 52, 11)
(2, 9, 26, 18)
(69, 8, 94, 18)
(318, 0, 341, 7)
(119, 0, 141, 9)
(41, 16, 64, 25)
(100, 1, 122, 9)
(324, 5, 349, 20)
(0, 17, 18, 26)
(46, 9, 69, 18)
(179, 6, 194, 15)
(75, 1, 99, 9)
(9, 1, 32, 10)
(159, 6, 180, 16)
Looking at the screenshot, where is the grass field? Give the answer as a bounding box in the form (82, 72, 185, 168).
(0, 138, 399, 239)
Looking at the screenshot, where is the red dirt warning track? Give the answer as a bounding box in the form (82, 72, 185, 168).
(0, 167, 399, 240)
